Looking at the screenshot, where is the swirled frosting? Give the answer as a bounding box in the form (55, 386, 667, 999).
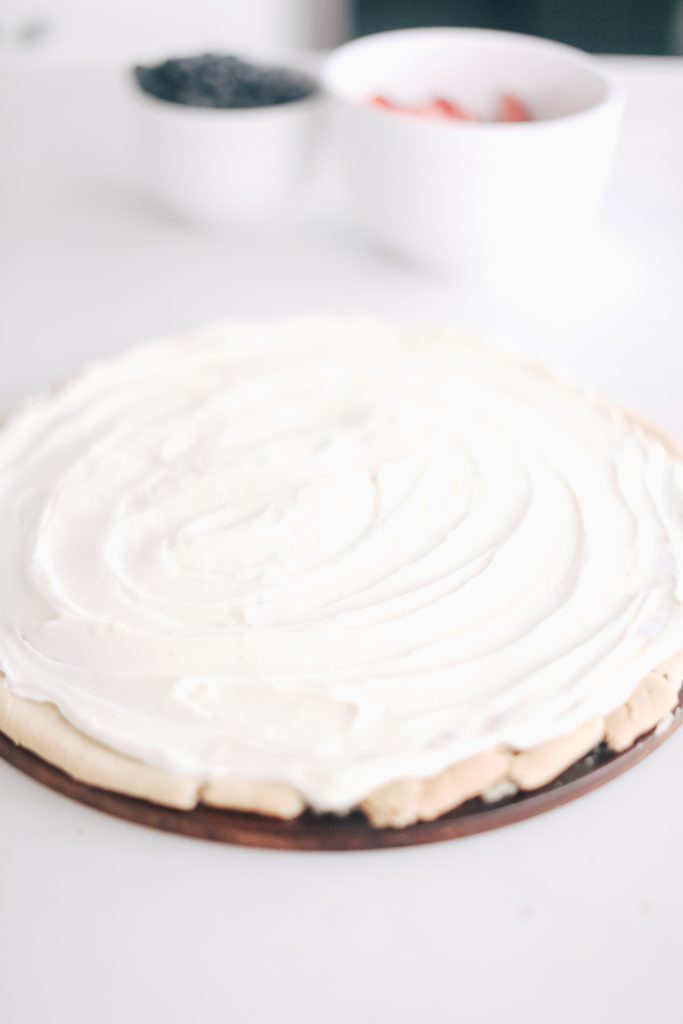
(2, 317, 683, 811)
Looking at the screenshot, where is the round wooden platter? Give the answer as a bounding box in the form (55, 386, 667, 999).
(1, 702, 681, 851)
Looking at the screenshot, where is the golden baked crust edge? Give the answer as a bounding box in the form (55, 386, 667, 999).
(1, 656, 681, 827)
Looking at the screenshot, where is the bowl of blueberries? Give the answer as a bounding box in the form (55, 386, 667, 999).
(131, 53, 320, 226)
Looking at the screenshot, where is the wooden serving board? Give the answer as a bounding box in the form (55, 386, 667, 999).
(1, 704, 681, 851)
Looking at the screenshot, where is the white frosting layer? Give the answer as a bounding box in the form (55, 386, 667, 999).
(2, 317, 683, 811)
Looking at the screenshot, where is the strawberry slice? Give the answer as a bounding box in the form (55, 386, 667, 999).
(417, 99, 454, 118)
(499, 93, 532, 122)
(432, 98, 476, 120)
(414, 98, 476, 120)
(368, 95, 478, 120)
(369, 95, 397, 110)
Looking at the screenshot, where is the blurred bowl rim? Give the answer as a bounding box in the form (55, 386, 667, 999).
(321, 26, 624, 131)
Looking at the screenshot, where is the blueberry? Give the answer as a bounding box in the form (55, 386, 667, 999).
(133, 53, 316, 109)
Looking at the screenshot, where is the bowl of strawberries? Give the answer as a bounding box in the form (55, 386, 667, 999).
(323, 28, 623, 275)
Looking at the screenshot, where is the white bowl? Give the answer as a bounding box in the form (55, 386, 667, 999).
(129, 78, 321, 227)
(322, 28, 624, 275)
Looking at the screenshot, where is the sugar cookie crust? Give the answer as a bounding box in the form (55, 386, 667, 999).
(1, 658, 680, 827)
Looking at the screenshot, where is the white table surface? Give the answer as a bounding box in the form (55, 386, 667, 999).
(2, 56, 683, 1024)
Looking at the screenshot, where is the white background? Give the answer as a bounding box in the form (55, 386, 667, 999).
(0, 0, 350, 57)
(2, 56, 683, 1024)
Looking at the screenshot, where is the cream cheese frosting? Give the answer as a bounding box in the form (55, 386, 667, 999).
(1, 316, 683, 812)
